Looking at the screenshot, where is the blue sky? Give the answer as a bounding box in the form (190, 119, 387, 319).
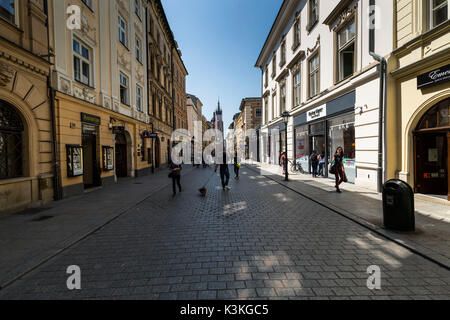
(163, 0, 283, 128)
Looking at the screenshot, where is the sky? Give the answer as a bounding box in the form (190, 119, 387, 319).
(163, 0, 283, 129)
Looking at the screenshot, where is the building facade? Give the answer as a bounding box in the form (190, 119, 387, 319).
(186, 93, 203, 139)
(389, 0, 449, 200)
(239, 97, 262, 160)
(0, 0, 54, 214)
(256, 0, 393, 190)
(48, 0, 154, 198)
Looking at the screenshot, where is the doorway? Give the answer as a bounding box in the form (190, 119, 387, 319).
(82, 124, 100, 189)
(155, 137, 160, 169)
(415, 133, 448, 195)
(115, 133, 128, 178)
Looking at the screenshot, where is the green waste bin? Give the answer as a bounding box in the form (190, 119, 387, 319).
(382, 179, 415, 231)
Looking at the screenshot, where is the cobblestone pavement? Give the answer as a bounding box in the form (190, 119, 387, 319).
(0, 167, 449, 300)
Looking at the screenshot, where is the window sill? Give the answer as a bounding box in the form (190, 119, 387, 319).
(306, 20, 318, 33)
(0, 17, 23, 34)
(292, 42, 300, 52)
(74, 80, 96, 90)
(279, 61, 286, 68)
(119, 41, 130, 51)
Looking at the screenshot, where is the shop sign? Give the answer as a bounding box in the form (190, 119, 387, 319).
(112, 126, 125, 135)
(307, 105, 326, 122)
(81, 113, 101, 126)
(417, 63, 450, 89)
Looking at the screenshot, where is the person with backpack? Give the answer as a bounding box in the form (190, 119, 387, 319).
(310, 150, 319, 178)
(169, 161, 182, 197)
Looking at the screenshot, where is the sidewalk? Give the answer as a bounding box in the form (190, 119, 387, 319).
(248, 162, 450, 269)
(0, 166, 193, 288)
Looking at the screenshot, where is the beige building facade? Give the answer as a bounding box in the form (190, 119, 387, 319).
(389, 0, 450, 200)
(0, 0, 54, 214)
(48, 0, 153, 198)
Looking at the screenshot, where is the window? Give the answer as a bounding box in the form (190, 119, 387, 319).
(307, 0, 319, 31)
(256, 108, 262, 118)
(309, 53, 320, 98)
(293, 19, 301, 49)
(0, 0, 17, 24)
(134, 0, 141, 19)
(136, 37, 142, 63)
(293, 71, 301, 107)
(264, 96, 269, 123)
(81, 0, 92, 10)
(73, 39, 92, 86)
(280, 41, 286, 67)
(0, 101, 23, 179)
(271, 54, 277, 78)
(280, 84, 286, 114)
(118, 15, 128, 47)
(337, 21, 356, 81)
(264, 65, 268, 88)
(136, 85, 143, 112)
(119, 73, 129, 105)
(272, 93, 277, 119)
(428, 0, 449, 29)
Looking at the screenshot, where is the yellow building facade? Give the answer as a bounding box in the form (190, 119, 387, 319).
(0, 0, 54, 214)
(389, 0, 450, 200)
(48, 0, 153, 198)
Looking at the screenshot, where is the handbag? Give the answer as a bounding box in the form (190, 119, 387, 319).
(329, 160, 336, 175)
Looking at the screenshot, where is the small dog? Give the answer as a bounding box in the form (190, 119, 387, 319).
(199, 187, 207, 197)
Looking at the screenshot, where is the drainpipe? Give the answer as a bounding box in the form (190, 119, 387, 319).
(369, 0, 387, 193)
(44, 0, 62, 200)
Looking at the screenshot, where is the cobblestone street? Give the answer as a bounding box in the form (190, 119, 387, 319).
(1, 167, 449, 300)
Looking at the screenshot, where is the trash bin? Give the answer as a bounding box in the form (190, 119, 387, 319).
(382, 179, 415, 231)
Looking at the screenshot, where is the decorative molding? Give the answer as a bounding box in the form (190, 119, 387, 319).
(0, 62, 15, 87)
(0, 52, 48, 76)
(307, 35, 320, 55)
(332, 4, 358, 32)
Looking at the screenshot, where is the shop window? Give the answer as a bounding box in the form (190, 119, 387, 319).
(0, 101, 23, 179)
(0, 0, 17, 25)
(295, 125, 309, 165)
(328, 114, 356, 182)
(337, 21, 356, 82)
(73, 39, 92, 86)
(428, 0, 449, 29)
(417, 98, 450, 130)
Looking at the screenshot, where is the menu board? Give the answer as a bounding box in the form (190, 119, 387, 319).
(103, 146, 114, 171)
(66, 145, 83, 177)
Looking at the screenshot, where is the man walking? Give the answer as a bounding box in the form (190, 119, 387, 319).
(169, 161, 182, 197)
(215, 152, 231, 190)
(233, 153, 240, 180)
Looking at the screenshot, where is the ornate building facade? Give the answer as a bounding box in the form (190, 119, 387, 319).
(0, 0, 54, 214)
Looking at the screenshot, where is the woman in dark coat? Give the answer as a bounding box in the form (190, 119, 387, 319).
(332, 146, 345, 193)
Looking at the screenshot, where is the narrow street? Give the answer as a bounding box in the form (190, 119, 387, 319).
(1, 167, 449, 300)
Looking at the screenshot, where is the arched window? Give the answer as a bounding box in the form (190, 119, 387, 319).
(0, 101, 24, 179)
(417, 97, 450, 130)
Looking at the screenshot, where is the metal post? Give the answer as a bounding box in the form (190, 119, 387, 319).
(285, 123, 289, 181)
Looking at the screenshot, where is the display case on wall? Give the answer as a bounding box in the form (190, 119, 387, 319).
(66, 145, 84, 177)
(102, 146, 114, 171)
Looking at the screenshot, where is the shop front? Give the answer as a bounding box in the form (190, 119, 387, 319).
(267, 122, 286, 165)
(293, 91, 356, 183)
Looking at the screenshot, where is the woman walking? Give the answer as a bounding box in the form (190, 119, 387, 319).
(332, 147, 346, 193)
(233, 153, 240, 180)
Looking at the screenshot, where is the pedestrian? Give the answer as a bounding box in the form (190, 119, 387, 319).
(280, 152, 287, 175)
(169, 160, 182, 197)
(215, 153, 231, 190)
(331, 146, 346, 193)
(318, 151, 326, 177)
(310, 150, 319, 178)
(233, 153, 240, 180)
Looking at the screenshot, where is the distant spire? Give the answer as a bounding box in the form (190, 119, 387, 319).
(217, 97, 221, 112)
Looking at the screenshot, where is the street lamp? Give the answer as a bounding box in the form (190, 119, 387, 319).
(281, 111, 290, 181)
